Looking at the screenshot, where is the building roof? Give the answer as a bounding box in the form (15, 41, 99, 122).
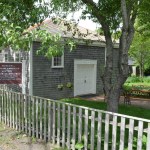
(28, 18, 106, 42)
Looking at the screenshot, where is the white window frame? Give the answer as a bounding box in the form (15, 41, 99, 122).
(51, 54, 64, 68)
(3, 52, 9, 62)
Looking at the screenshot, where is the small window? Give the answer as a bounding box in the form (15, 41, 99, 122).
(4, 53, 8, 62)
(52, 54, 64, 68)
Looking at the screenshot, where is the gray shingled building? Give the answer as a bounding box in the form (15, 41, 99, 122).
(0, 19, 119, 99)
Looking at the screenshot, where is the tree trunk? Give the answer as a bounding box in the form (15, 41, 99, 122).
(106, 86, 121, 113)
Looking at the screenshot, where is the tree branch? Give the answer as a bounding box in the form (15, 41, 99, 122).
(121, 0, 129, 30)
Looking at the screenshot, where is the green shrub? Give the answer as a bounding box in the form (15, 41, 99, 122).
(122, 84, 132, 91)
(126, 76, 143, 83)
(143, 76, 150, 83)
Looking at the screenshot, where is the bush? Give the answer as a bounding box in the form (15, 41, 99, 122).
(122, 84, 132, 91)
(143, 76, 150, 83)
(126, 76, 143, 83)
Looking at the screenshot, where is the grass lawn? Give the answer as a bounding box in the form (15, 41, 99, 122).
(61, 98, 149, 149)
(125, 82, 150, 87)
(61, 98, 150, 120)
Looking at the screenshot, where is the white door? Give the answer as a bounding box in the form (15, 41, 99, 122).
(74, 60, 97, 96)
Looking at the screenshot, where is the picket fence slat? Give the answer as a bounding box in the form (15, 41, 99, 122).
(10, 92, 12, 128)
(6, 92, 8, 126)
(84, 109, 89, 150)
(36, 98, 39, 138)
(4, 92, 6, 124)
(147, 123, 150, 150)
(90, 110, 95, 150)
(0, 89, 150, 150)
(78, 107, 82, 143)
(57, 103, 60, 146)
(21, 94, 24, 131)
(119, 117, 126, 150)
(137, 121, 143, 150)
(67, 105, 71, 149)
(32, 97, 35, 137)
(44, 100, 47, 141)
(13, 93, 15, 129)
(0, 90, 2, 122)
(112, 115, 117, 150)
(2, 90, 4, 123)
(128, 119, 134, 150)
(16, 94, 18, 130)
(97, 112, 102, 150)
(48, 101, 51, 141)
(28, 96, 31, 136)
(104, 113, 109, 150)
(52, 102, 56, 144)
(40, 99, 43, 139)
(62, 104, 66, 148)
(18, 94, 21, 131)
(72, 106, 76, 150)
(25, 95, 28, 133)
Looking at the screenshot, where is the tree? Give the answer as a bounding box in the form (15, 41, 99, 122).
(0, 0, 50, 50)
(129, 0, 150, 77)
(50, 0, 147, 112)
(0, 0, 149, 112)
(129, 30, 150, 77)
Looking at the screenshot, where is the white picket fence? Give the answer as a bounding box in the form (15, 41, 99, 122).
(0, 88, 150, 150)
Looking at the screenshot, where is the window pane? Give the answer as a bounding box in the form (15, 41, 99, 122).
(53, 56, 62, 66)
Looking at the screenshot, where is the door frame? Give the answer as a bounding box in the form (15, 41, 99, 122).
(74, 59, 97, 96)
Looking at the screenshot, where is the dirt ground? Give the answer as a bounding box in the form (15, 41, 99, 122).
(0, 123, 63, 150)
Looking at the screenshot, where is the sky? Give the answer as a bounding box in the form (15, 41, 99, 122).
(43, 0, 99, 31)
(67, 11, 99, 31)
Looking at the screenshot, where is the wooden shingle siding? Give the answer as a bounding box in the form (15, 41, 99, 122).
(32, 41, 106, 99)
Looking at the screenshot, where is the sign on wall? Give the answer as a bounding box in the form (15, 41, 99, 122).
(0, 63, 22, 84)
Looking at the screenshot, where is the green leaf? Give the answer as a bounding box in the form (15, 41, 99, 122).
(75, 142, 84, 149)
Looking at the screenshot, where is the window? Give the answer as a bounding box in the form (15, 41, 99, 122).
(52, 54, 64, 68)
(4, 53, 8, 62)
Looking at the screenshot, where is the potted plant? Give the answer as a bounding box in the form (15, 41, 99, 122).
(66, 82, 73, 88)
(57, 84, 64, 90)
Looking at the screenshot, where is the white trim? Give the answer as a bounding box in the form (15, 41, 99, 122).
(51, 53, 64, 68)
(29, 43, 33, 96)
(3, 52, 8, 62)
(22, 60, 27, 94)
(74, 59, 97, 96)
